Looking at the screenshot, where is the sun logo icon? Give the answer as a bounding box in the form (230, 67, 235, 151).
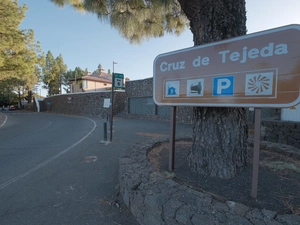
(245, 72, 273, 95)
(248, 74, 270, 93)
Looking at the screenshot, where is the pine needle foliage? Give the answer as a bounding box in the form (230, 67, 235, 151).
(0, 0, 44, 93)
(49, 0, 188, 44)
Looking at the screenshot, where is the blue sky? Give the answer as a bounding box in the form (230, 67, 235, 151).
(18, 0, 300, 95)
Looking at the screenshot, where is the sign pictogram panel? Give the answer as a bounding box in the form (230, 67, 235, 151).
(245, 72, 273, 96)
(153, 25, 300, 108)
(213, 76, 234, 96)
(113, 73, 124, 88)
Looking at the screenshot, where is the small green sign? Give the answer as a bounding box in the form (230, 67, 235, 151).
(113, 73, 124, 88)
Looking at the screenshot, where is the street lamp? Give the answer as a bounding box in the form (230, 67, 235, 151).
(110, 61, 117, 141)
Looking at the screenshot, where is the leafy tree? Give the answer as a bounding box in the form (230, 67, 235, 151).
(0, 0, 27, 80)
(13, 31, 44, 106)
(50, 0, 248, 179)
(0, 0, 44, 106)
(0, 79, 16, 106)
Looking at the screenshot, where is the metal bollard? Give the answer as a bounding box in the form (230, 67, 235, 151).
(103, 122, 107, 141)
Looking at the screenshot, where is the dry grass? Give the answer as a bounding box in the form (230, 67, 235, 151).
(148, 141, 300, 214)
(136, 132, 168, 138)
(259, 150, 300, 173)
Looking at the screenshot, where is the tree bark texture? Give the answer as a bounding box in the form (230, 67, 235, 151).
(178, 0, 247, 45)
(189, 107, 248, 178)
(178, 0, 248, 179)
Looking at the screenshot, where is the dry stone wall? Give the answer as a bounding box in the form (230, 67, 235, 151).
(44, 91, 126, 118)
(261, 120, 300, 149)
(43, 79, 300, 148)
(125, 78, 193, 124)
(126, 77, 153, 98)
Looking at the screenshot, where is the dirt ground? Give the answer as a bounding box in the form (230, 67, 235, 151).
(147, 141, 300, 215)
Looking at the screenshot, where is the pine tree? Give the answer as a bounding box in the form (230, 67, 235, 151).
(43, 51, 59, 96)
(92, 64, 103, 74)
(0, 0, 44, 105)
(55, 54, 67, 94)
(50, 0, 248, 179)
(0, 0, 27, 80)
(50, 0, 186, 44)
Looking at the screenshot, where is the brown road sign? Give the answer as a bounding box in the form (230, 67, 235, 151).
(153, 24, 300, 108)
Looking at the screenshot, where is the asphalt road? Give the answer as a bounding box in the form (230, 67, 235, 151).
(0, 111, 192, 225)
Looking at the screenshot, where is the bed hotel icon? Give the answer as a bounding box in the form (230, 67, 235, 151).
(165, 81, 179, 97)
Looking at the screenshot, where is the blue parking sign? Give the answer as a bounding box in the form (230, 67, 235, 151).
(213, 76, 234, 96)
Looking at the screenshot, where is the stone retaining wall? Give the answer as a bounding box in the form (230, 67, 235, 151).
(44, 91, 126, 118)
(125, 78, 194, 124)
(261, 120, 300, 149)
(119, 137, 300, 225)
(125, 77, 153, 98)
(43, 86, 300, 149)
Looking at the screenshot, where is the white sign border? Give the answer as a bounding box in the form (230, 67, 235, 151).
(153, 24, 300, 108)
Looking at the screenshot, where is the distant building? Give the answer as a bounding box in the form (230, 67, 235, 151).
(69, 67, 112, 93)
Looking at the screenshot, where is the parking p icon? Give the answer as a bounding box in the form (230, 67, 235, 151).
(213, 76, 234, 96)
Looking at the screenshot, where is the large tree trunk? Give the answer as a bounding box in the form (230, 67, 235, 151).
(178, 0, 248, 179)
(189, 107, 248, 178)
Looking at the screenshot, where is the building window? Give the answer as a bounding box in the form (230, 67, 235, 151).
(83, 80, 88, 89)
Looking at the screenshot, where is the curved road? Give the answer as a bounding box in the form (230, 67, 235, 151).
(0, 111, 192, 225)
(0, 112, 139, 225)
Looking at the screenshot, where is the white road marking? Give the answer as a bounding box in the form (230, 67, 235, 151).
(0, 112, 7, 128)
(0, 117, 97, 190)
(7, 112, 37, 115)
(33, 121, 52, 133)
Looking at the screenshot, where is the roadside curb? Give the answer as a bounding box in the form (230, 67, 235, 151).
(119, 136, 300, 225)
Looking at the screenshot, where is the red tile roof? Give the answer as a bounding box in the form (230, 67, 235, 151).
(70, 72, 112, 84)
